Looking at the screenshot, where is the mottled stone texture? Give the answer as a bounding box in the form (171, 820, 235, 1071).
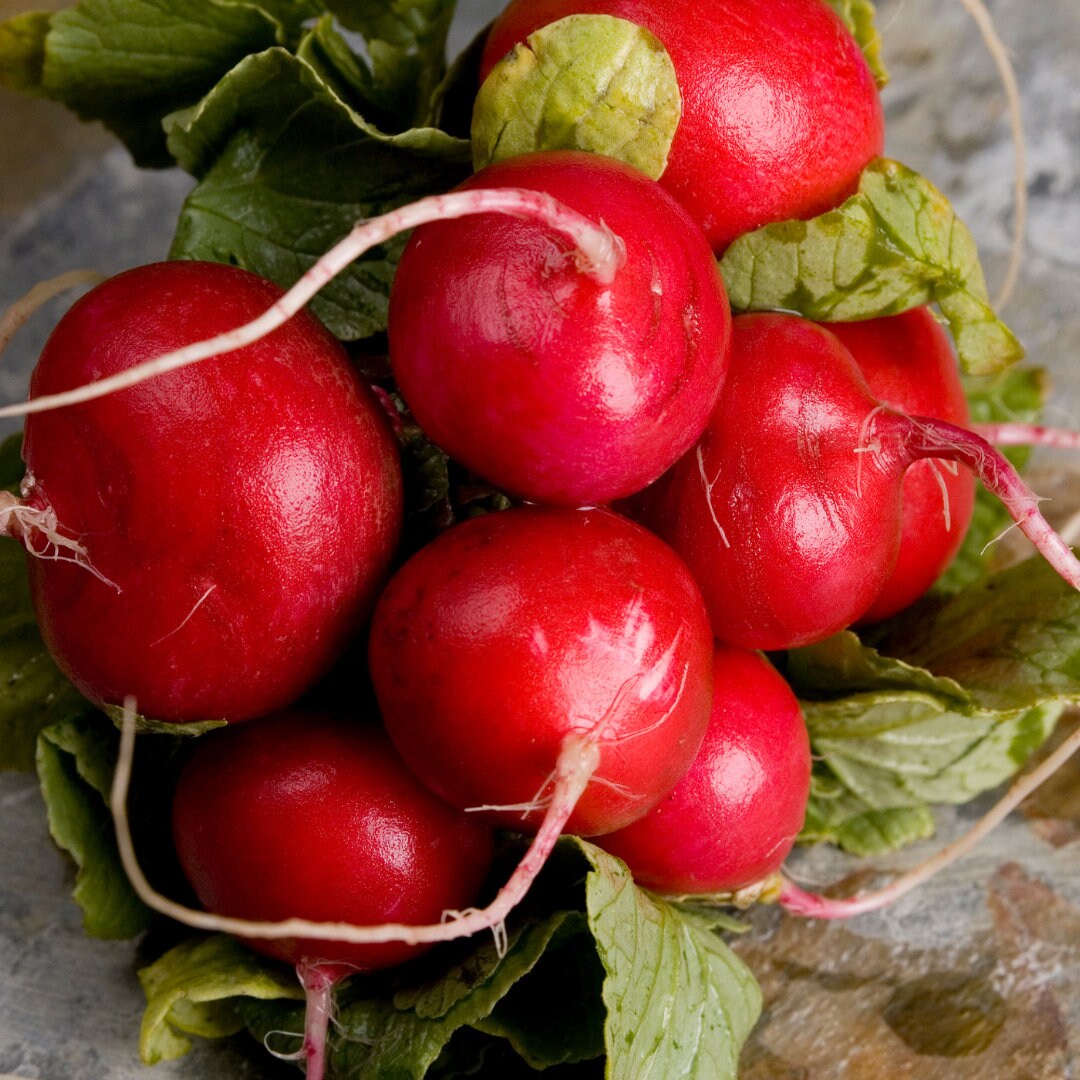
(2, 0, 1079, 1076)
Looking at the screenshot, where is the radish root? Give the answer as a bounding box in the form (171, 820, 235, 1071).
(0, 191, 625, 422)
(778, 717, 1080, 919)
(110, 700, 601, 952)
(955, 0, 1027, 309)
(874, 411, 1080, 591)
(976, 422, 1080, 451)
(0, 269, 106, 363)
(0, 489, 118, 590)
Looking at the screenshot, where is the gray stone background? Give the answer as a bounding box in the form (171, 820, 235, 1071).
(1, 0, 1078, 1076)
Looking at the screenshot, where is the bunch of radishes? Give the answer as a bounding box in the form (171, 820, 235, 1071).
(4, 0, 1076, 1077)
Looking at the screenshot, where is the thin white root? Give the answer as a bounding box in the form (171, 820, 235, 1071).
(779, 718, 1080, 919)
(0, 190, 626, 422)
(110, 700, 601, 952)
(955, 0, 1027, 309)
(696, 445, 730, 549)
(0, 269, 106, 363)
(0, 490, 118, 590)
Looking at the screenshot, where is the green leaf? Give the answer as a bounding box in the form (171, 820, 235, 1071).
(814, 702, 1061, 808)
(788, 555, 1080, 853)
(471, 14, 681, 182)
(165, 47, 471, 340)
(581, 840, 761, 1079)
(0, 538, 91, 773)
(871, 556, 1080, 714)
(801, 771, 936, 855)
(102, 702, 227, 737)
(325, 0, 454, 124)
(138, 934, 304, 1064)
(823, 0, 888, 87)
(719, 158, 1024, 375)
(0, 10, 50, 93)
(36, 713, 153, 938)
(324, 0, 457, 127)
(19, 0, 285, 167)
(240, 908, 600, 1077)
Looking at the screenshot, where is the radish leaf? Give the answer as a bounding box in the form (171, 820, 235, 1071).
(719, 158, 1024, 375)
(165, 48, 470, 340)
(471, 14, 681, 182)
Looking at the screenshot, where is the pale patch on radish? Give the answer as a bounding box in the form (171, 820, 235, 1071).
(853, 402, 889, 497)
(779, 717, 1080, 919)
(0, 189, 624, 422)
(0, 269, 105, 362)
(926, 459, 954, 532)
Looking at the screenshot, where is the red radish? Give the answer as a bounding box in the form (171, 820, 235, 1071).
(479, 0, 884, 252)
(388, 151, 731, 507)
(8, 261, 402, 722)
(368, 504, 715, 837)
(633, 312, 1080, 651)
(171, 711, 495, 1079)
(109, 506, 714, 1057)
(828, 309, 976, 623)
(599, 644, 811, 896)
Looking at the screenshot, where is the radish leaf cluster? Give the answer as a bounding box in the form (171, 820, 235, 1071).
(719, 159, 1024, 375)
(139, 839, 760, 1078)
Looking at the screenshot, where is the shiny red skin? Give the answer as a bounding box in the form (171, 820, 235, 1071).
(599, 644, 810, 894)
(636, 313, 909, 650)
(22, 261, 403, 722)
(828, 309, 975, 623)
(387, 152, 731, 506)
(368, 506, 714, 836)
(172, 712, 494, 975)
(480, 0, 884, 252)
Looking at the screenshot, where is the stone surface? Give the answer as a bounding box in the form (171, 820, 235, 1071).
(1, 0, 1079, 1077)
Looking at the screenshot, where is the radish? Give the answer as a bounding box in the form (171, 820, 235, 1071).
(633, 312, 1080, 651)
(170, 711, 495, 1080)
(369, 504, 715, 837)
(109, 506, 713, 1069)
(599, 644, 811, 897)
(387, 150, 732, 507)
(827, 308, 976, 623)
(479, 0, 885, 252)
(4, 260, 403, 722)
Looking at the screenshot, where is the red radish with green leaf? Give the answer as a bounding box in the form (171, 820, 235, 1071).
(479, 0, 885, 252)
